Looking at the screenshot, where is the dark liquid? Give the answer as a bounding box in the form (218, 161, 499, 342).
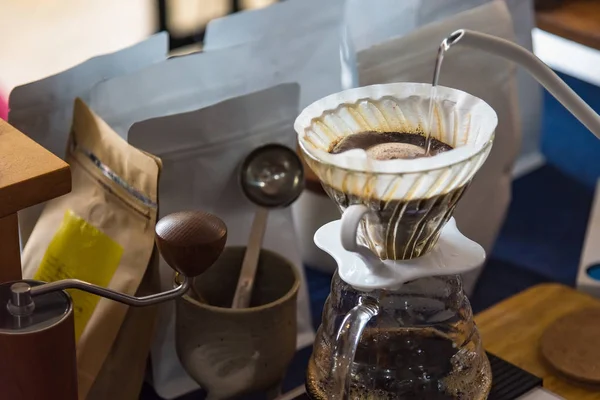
(326, 131, 464, 260)
(324, 182, 466, 260)
(330, 131, 453, 159)
(306, 329, 483, 400)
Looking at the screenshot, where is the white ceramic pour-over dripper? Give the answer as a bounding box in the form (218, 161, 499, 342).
(314, 205, 485, 291)
(295, 83, 498, 261)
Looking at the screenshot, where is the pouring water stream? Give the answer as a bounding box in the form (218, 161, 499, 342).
(425, 31, 464, 156)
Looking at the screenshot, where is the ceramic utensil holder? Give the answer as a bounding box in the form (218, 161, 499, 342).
(176, 246, 300, 400)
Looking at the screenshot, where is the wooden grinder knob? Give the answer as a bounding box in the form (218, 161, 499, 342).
(155, 211, 227, 277)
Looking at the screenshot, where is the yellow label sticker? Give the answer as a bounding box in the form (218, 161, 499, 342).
(34, 210, 123, 342)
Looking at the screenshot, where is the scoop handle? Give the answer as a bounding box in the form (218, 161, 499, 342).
(231, 207, 269, 309)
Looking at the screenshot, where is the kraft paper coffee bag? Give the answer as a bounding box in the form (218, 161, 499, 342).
(22, 99, 162, 399)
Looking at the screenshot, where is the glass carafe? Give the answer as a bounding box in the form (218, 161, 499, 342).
(307, 273, 491, 399)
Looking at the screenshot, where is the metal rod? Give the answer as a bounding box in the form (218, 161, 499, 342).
(28, 275, 191, 307)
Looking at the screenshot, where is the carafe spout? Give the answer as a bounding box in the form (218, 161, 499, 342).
(330, 296, 379, 399)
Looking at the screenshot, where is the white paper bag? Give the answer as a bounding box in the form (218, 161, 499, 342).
(89, 31, 346, 138)
(357, 1, 521, 294)
(129, 84, 314, 399)
(345, 0, 542, 167)
(416, 0, 542, 166)
(344, 0, 494, 54)
(90, 1, 351, 136)
(344, 0, 420, 52)
(7, 32, 168, 247)
(88, 38, 337, 389)
(8, 32, 168, 159)
(203, 0, 353, 107)
(88, 47, 254, 138)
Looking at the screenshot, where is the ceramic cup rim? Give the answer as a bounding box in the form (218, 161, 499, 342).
(178, 246, 300, 314)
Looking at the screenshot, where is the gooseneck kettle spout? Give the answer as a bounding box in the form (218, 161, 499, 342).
(444, 29, 600, 140)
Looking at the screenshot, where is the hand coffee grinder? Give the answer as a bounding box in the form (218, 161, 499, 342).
(0, 210, 227, 400)
(296, 29, 600, 400)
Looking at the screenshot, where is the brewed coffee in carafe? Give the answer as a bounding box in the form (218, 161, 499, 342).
(306, 275, 491, 399)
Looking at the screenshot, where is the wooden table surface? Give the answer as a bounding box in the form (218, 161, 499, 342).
(537, 0, 600, 51)
(0, 120, 70, 218)
(476, 283, 600, 399)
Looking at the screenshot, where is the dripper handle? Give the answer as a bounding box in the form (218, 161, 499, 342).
(340, 205, 382, 268)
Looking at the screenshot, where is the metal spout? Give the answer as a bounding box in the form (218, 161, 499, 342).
(444, 29, 600, 140)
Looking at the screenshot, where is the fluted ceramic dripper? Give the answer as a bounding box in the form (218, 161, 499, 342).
(295, 83, 497, 260)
